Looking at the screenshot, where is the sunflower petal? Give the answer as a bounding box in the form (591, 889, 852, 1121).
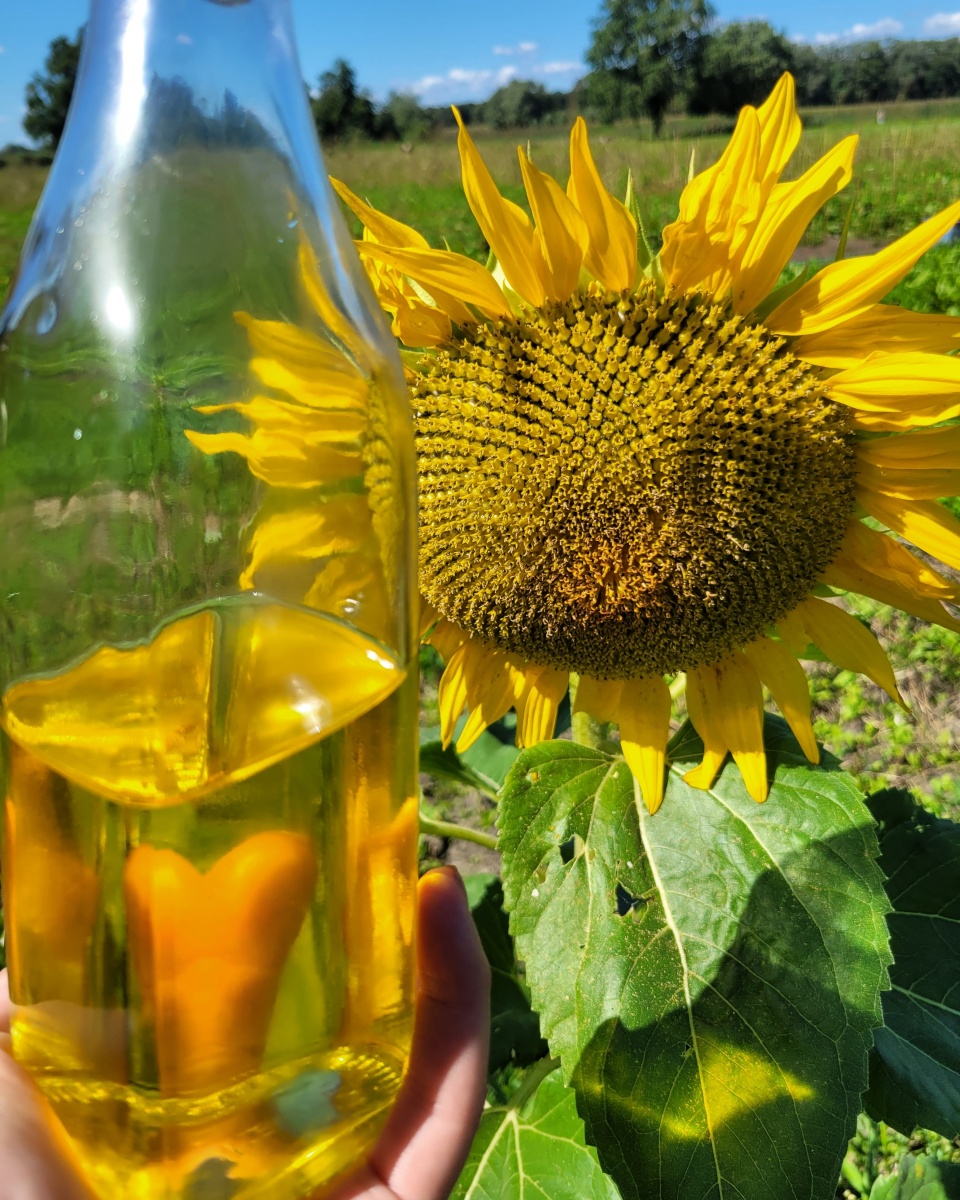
(857, 489, 960, 573)
(519, 148, 588, 301)
(329, 177, 429, 249)
(857, 423, 960, 472)
(619, 676, 672, 814)
(709, 653, 768, 803)
(437, 642, 471, 747)
(855, 460, 960, 500)
(514, 664, 569, 749)
(794, 304, 960, 368)
(796, 597, 905, 706)
(742, 637, 818, 763)
(683, 668, 728, 791)
(822, 552, 960, 634)
(457, 651, 519, 752)
(755, 73, 801, 186)
(734, 135, 857, 315)
(829, 519, 960, 601)
(572, 675, 623, 724)
(776, 609, 812, 656)
(567, 117, 637, 292)
(356, 242, 512, 320)
(427, 617, 467, 663)
(661, 106, 761, 294)
(453, 110, 548, 308)
(827, 352, 960, 414)
(766, 198, 960, 336)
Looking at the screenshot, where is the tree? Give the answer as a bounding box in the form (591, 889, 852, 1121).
(483, 80, 568, 129)
(586, 0, 714, 134)
(688, 22, 796, 114)
(23, 30, 83, 150)
(310, 59, 379, 142)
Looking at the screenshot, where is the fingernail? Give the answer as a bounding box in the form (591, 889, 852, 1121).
(433, 864, 466, 894)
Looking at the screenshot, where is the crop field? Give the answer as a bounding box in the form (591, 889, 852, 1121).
(2, 98, 960, 1194)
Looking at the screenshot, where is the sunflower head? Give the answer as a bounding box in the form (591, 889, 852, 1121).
(335, 74, 960, 812)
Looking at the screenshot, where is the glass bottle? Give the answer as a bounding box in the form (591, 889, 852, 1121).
(0, 1, 418, 1197)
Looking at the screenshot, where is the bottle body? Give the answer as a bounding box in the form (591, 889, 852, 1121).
(0, 1, 418, 1194)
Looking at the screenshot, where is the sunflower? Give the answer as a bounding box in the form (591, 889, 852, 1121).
(331, 75, 960, 812)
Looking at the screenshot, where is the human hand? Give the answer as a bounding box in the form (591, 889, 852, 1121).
(0, 864, 491, 1200)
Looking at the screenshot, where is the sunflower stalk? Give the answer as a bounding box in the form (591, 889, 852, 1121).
(418, 813, 499, 851)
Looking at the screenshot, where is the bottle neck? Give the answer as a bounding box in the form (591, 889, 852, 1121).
(72, 0, 306, 169)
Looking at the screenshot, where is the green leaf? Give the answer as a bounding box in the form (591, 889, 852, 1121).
(864, 789, 960, 1138)
(420, 720, 521, 796)
(869, 1154, 960, 1200)
(451, 1069, 621, 1200)
(498, 716, 892, 1200)
(464, 873, 547, 1070)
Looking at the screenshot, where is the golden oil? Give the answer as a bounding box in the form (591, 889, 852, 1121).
(1, 596, 418, 1200)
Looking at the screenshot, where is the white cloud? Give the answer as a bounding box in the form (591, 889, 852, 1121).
(492, 41, 538, 56)
(847, 17, 903, 36)
(924, 11, 960, 33)
(410, 58, 584, 104)
(0, 45, 6, 54)
(795, 17, 902, 44)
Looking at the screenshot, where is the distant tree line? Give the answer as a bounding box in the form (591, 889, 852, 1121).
(16, 16, 960, 154)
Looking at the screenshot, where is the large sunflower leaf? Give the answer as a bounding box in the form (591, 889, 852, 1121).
(864, 789, 960, 1138)
(451, 1069, 621, 1200)
(498, 716, 892, 1200)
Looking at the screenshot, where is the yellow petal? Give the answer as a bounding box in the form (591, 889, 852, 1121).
(742, 638, 818, 763)
(794, 304, 960, 368)
(235, 313, 369, 397)
(683, 667, 728, 791)
(734, 136, 857, 315)
(828, 518, 960, 601)
(567, 117, 637, 292)
(857, 488, 960, 573)
(238, 497, 371, 591)
(822, 549, 960, 635)
(827, 352, 960, 414)
(572, 675, 623, 724)
(755, 73, 801, 187)
(776, 609, 812, 656)
(457, 651, 520, 752)
(707, 653, 768, 803)
(618, 676, 672, 814)
(453, 110, 548, 308)
(427, 617, 467, 663)
(795, 597, 905, 706)
(329, 177, 430, 249)
(518, 148, 587, 301)
(356, 241, 512, 320)
(298, 239, 374, 372)
(858, 423, 960, 471)
(855, 460, 960, 500)
(514, 664, 569, 749)
(437, 641, 471, 747)
(661, 106, 761, 294)
(766, 199, 960, 336)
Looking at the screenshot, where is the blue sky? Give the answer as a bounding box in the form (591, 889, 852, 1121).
(3, 0, 960, 142)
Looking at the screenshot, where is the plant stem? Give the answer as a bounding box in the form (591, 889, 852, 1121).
(508, 1055, 561, 1112)
(419, 814, 498, 851)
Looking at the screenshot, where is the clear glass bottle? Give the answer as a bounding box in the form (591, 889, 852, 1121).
(0, 1, 418, 1196)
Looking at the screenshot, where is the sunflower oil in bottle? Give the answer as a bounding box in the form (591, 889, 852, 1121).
(0, 0, 418, 1195)
(2, 599, 418, 1198)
